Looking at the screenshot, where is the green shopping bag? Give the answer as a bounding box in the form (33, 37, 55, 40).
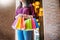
(25, 19, 32, 30)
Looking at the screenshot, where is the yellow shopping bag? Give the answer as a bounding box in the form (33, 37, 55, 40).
(16, 17, 21, 29)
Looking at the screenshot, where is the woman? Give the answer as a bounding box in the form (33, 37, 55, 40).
(16, 0, 35, 16)
(15, 0, 35, 40)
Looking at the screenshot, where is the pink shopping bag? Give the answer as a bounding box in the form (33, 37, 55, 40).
(12, 18, 18, 29)
(31, 18, 36, 29)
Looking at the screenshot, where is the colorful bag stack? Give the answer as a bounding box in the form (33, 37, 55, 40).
(12, 15, 39, 30)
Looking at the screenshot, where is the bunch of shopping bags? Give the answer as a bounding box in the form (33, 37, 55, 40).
(12, 14, 39, 30)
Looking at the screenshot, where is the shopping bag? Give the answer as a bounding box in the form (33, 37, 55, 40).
(25, 19, 32, 30)
(16, 17, 21, 29)
(20, 17, 25, 30)
(12, 18, 18, 29)
(34, 18, 39, 28)
(31, 18, 36, 29)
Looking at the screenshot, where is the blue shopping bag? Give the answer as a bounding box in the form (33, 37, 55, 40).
(34, 18, 39, 28)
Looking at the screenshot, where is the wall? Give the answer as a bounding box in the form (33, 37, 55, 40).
(43, 0, 60, 40)
(0, 0, 15, 40)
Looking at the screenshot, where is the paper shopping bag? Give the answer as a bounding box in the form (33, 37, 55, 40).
(12, 18, 18, 29)
(25, 19, 32, 30)
(20, 17, 25, 30)
(34, 18, 39, 28)
(16, 17, 21, 29)
(31, 18, 36, 29)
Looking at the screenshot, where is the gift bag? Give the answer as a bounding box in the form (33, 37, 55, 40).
(16, 17, 21, 29)
(31, 18, 36, 29)
(25, 19, 32, 30)
(34, 18, 39, 28)
(12, 18, 18, 29)
(20, 17, 25, 30)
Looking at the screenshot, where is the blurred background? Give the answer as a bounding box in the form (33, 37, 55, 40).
(0, 0, 15, 40)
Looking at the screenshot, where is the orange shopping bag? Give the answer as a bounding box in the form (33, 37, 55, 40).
(20, 17, 25, 30)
